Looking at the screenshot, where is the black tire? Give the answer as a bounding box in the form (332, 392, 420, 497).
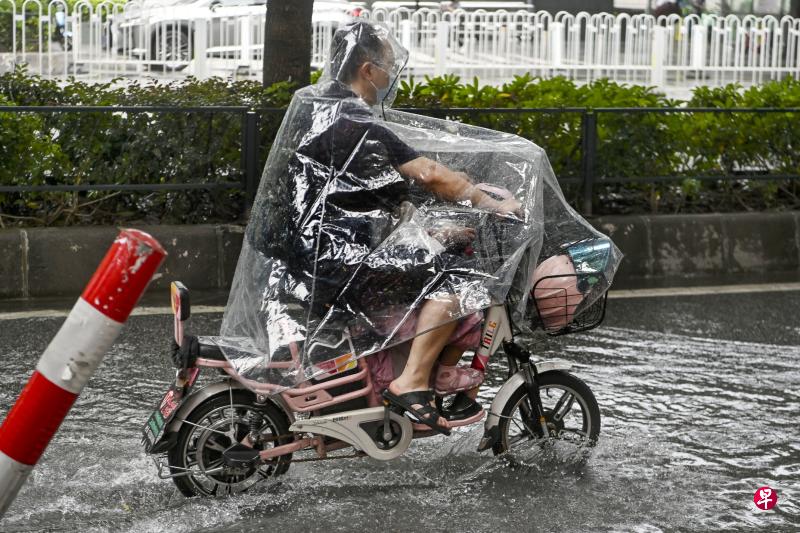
(168, 390, 292, 497)
(492, 370, 601, 456)
(150, 26, 191, 72)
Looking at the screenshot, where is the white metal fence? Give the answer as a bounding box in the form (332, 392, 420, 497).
(1, 2, 799, 88)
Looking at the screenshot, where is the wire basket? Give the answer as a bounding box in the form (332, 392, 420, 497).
(423, 206, 612, 336)
(529, 274, 608, 336)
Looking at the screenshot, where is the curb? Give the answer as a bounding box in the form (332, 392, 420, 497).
(0, 213, 798, 300)
(0, 224, 243, 299)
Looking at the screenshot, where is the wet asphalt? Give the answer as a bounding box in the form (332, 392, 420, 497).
(0, 289, 798, 532)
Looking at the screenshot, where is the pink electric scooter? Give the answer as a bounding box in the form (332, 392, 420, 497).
(141, 242, 609, 498)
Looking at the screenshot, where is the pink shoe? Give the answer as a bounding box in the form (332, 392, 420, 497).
(434, 364, 485, 395)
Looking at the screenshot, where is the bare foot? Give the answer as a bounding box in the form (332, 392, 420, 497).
(387, 381, 451, 430)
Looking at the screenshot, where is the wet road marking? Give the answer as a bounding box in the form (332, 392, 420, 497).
(0, 305, 226, 321)
(609, 282, 800, 299)
(1, 282, 799, 321)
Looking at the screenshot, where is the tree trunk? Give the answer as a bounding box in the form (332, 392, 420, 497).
(262, 0, 314, 88)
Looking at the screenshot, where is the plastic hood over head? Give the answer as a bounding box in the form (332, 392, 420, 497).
(322, 20, 408, 110)
(211, 20, 621, 392)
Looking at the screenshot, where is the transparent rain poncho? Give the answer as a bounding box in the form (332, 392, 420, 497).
(212, 21, 621, 391)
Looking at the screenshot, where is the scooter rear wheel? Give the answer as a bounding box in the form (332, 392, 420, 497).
(168, 390, 291, 497)
(492, 370, 600, 457)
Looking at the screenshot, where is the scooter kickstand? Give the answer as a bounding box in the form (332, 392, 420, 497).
(382, 400, 393, 441)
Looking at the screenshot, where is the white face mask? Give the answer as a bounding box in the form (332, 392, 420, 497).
(368, 64, 391, 104)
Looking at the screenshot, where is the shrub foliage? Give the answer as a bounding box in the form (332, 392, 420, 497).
(1, 67, 798, 226)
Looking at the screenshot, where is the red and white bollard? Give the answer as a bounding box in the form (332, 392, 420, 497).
(0, 229, 166, 517)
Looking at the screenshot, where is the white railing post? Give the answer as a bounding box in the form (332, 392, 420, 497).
(239, 16, 250, 69)
(691, 24, 707, 70)
(400, 18, 412, 50)
(89, 9, 100, 78)
(194, 19, 208, 78)
(550, 21, 564, 69)
(651, 25, 666, 86)
(15, 12, 25, 65)
(7, 2, 17, 61)
(37, 10, 46, 75)
(434, 19, 448, 76)
(399, 18, 413, 77)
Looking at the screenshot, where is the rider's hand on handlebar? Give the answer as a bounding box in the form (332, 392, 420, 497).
(471, 186, 523, 218)
(494, 198, 523, 218)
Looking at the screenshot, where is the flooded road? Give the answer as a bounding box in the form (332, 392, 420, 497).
(0, 289, 798, 532)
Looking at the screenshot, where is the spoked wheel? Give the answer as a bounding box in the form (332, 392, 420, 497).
(151, 27, 190, 72)
(492, 371, 600, 458)
(168, 390, 292, 497)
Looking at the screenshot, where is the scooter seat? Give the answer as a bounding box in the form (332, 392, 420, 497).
(197, 342, 225, 361)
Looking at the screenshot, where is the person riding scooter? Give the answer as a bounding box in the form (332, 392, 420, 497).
(217, 20, 539, 436)
(289, 21, 522, 433)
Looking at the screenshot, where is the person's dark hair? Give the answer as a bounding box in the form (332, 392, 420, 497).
(329, 22, 388, 83)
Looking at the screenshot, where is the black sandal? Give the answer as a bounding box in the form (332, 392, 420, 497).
(436, 392, 483, 422)
(382, 389, 452, 436)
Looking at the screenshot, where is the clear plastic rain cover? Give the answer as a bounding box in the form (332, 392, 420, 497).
(213, 21, 621, 391)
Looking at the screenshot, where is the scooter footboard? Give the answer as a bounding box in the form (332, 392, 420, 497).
(290, 407, 413, 461)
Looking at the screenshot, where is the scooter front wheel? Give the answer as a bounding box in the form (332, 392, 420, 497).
(492, 370, 600, 456)
(168, 390, 292, 497)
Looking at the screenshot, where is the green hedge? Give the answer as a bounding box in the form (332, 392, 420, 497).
(1, 67, 799, 227)
(0, 68, 294, 226)
(395, 74, 800, 214)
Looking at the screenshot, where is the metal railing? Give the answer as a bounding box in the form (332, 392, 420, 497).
(1, 3, 799, 88)
(1, 105, 799, 218)
(406, 106, 800, 214)
(0, 105, 262, 215)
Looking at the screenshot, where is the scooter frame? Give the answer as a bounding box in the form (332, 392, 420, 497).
(152, 291, 574, 472)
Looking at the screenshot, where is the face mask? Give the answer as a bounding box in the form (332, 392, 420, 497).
(368, 64, 391, 104)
